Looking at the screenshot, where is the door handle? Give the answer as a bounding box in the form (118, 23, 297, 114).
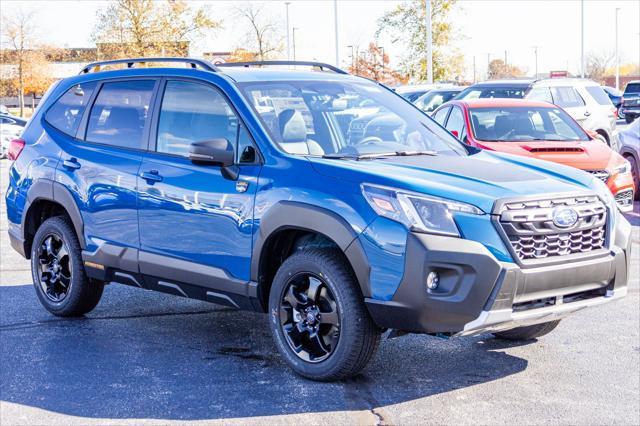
(140, 170, 163, 183)
(62, 158, 81, 170)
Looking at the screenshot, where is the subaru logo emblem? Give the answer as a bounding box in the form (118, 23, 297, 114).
(552, 207, 579, 228)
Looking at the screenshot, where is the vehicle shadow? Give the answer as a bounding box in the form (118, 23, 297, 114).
(0, 283, 528, 421)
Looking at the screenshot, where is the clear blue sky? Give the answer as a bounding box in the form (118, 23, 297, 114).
(1, 0, 639, 79)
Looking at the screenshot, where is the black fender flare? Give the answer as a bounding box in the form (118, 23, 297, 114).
(251, 201, 372, 298)
(22, 179, 86, 251)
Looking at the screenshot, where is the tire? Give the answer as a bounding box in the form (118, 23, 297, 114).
(268, 248, 381, 381)
(594, 133, 608, 146)
(625, 115, 635, 124)
(627, 156, 640, 200)
(31, 216, 104, 317)
(493, 320, 561, 341)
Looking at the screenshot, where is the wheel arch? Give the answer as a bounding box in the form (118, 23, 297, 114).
(252, 201, 371, 311)
(22, 180, 85, 258)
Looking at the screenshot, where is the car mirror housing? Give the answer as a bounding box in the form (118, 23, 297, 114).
(189, 139, 235, 167)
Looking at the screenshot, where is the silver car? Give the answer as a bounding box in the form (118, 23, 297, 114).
(618, 119, 640, 199)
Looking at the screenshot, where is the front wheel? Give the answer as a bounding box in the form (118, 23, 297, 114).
(625, 115, 635, 124)
(493, 320, 561, 341)
(268, 248, 381, 381)
(627, 156, 640, 200)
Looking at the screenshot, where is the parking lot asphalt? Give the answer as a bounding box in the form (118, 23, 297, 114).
(0, 157, 638, 425)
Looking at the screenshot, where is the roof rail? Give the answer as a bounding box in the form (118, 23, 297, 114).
(79, 57, 219, 74)
(217, 61, 349, 75)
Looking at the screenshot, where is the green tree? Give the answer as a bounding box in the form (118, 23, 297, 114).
(376, 0, 462, 82)
(92, 0, 221, 59)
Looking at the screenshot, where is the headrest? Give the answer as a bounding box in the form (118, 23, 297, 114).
(279, 109, 307, 143)
(493, 115, 511, 138)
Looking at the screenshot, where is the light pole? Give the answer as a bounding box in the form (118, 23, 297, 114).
(292, 27, 298, 61)
(425, 0, 433, 83)
(486, 53, 491, 79)
(378, 46, 385, 77)
(348, 45, 355, 70)
(533, 46, 539, 78)
(473, 55, 476, 83)
(580, 0, 585, 78)
(333, 0, 339, 67)
(285, 2, 291, 61)
(615, 7, 620, 90)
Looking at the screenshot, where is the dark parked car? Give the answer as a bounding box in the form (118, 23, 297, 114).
(602, 86, 624, 119)
(621, 81, 640, 124)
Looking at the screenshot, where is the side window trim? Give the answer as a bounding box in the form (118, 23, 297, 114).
(77, 77, 160, 152)
(148, 77, 262, 165)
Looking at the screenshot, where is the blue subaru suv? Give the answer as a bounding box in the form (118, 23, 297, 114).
(5, 58, 631, 381)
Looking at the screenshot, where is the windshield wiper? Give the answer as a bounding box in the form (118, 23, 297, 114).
(394, 150, 438, 157)
(323, 150, 438, 160)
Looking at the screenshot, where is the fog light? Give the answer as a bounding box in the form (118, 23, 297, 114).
(426, 271, 440, 290)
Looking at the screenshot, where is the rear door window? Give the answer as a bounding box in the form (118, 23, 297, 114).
(585, 86, 613, 105)
(45, 81, 97, 137)
(85, 80, 155, 150)
(551, 87, 585, 108)
(445, 106, 465, 137)
(433, 107, 450, 125)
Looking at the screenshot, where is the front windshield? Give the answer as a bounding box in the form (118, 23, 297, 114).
(239, 80, 468, 158)
(470, 106, 590, 142)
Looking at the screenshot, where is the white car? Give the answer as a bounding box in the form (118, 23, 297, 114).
(0, 116, 25, 159)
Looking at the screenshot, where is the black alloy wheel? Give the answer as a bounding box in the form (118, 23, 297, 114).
(279, 272, 340, 363)
(36, 233, 72, 302)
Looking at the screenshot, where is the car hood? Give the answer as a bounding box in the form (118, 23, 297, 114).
(309, 150, 597, 213)
(476, 140, 623, 171)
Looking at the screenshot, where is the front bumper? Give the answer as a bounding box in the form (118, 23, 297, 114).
(365, 214, 631, 335)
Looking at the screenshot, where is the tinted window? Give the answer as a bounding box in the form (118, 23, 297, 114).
(445, 106, 465, 137)
(624, 83, 640, 94)
(45, 81, 97, 136)
(433, 107, 450, 125)
(551, 87, 585, 108)
(157, 81, 239, 157)
(86, 80, 154, 149)
(237, 124, 257, 163)
(527, 87, 553, 103)
(585, 86, 613, 106)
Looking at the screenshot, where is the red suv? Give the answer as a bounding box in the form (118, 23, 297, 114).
(432, 99, 635, 211)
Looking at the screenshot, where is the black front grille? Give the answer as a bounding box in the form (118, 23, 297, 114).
(498, 195, 608, 263)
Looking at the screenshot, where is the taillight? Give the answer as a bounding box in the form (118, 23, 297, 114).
(7, 138, 25, 161)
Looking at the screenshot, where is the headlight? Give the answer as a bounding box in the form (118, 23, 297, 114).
(361, 184, 483, 237)
(613, 160, 631, 175)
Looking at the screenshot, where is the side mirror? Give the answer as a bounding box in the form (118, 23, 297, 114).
(189, 139, 234, 167)
(450, 130, 459, 138)
(189, 139, 239, 180)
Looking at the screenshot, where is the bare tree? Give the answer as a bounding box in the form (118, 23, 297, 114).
(2, 9, 39, 117)
(92, 0, 221, 59)
(585, 50, 615, 83)
(234, 3, 283, 61)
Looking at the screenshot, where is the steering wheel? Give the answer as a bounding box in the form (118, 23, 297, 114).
(355, 136, 384, 146)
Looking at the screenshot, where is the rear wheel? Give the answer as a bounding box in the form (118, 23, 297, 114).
(493, 320, 561, 341)
(625, 115, 635, 124)
(268, 248, 381, 381)
(31, 216, 104, 317)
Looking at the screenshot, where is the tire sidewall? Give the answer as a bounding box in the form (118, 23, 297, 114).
(31, 219, 81, 314)
(268, 253, 354, 378)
